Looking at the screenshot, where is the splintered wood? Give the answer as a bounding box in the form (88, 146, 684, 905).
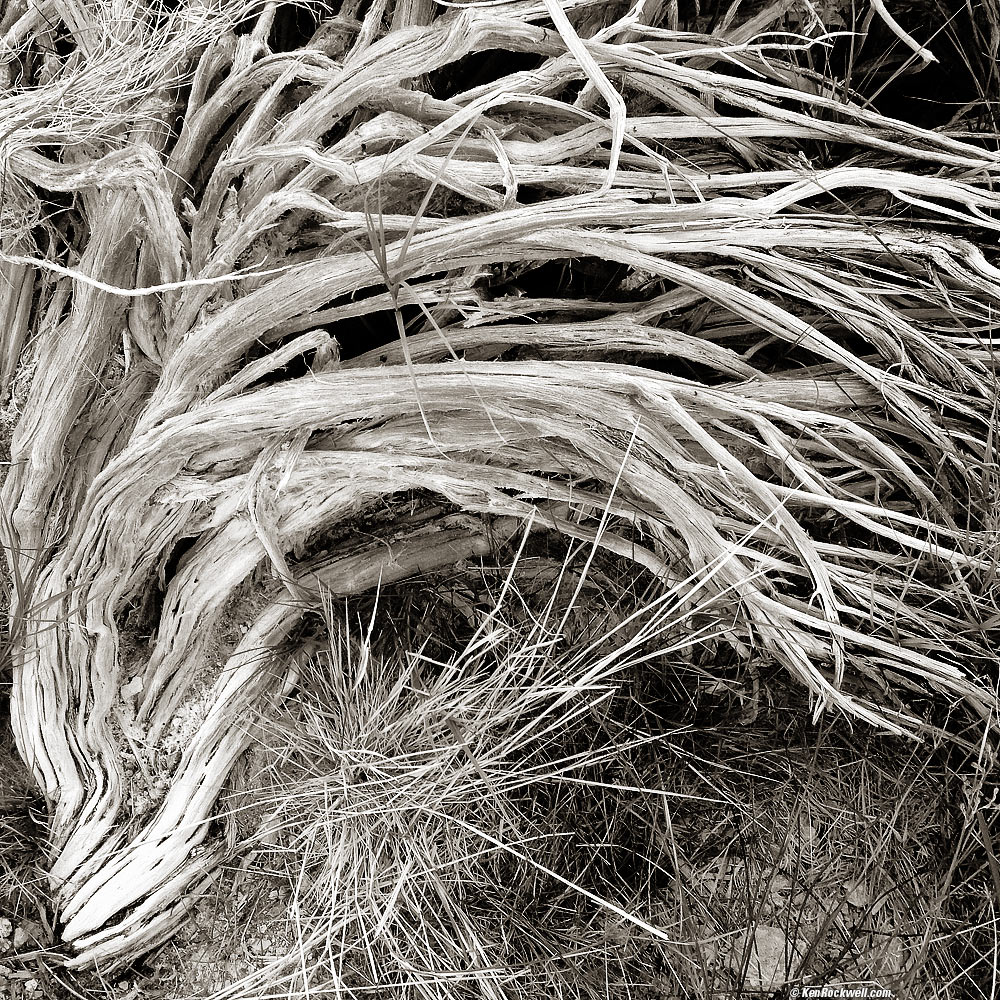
(0, 0, 997, 971)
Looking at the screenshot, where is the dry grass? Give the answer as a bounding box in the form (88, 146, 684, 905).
(142, 560, 999, 998)
(0, 0, 998, 991)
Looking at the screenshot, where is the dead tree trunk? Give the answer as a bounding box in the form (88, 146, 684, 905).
(1, 0, 997, 971)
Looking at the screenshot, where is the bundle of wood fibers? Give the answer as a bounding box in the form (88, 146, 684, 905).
(0, 0, 997, 970)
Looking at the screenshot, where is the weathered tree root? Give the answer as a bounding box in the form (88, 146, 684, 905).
(1, 0, 998, 971)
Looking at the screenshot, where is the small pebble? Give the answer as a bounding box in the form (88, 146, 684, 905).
(14, 920, 43, 950)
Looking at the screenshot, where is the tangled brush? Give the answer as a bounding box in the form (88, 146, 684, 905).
(1, 0, 998, 972)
